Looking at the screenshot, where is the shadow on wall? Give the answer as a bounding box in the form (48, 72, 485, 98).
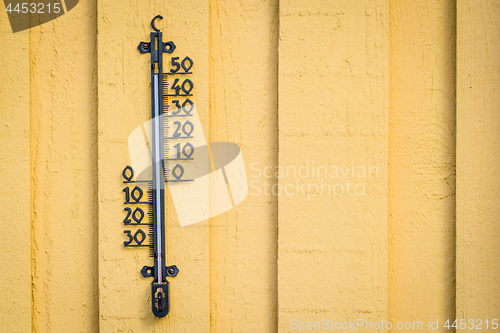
(4, 0, 79, 32)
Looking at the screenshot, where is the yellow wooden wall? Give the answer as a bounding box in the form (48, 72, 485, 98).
(457, 1, 500, 329)
(389, 0, 456, 327)
(278, 0, 389, 329)
(1, 0, 98, 332)
(0, 9, 30, 332)
(1, 0, 499, 332)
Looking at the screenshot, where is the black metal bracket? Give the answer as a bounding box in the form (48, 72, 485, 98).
(141, 265, 179, 278)
(152, 282, 169, 317)
(138, 16, 176, 55)
(137, 41, 151, 54)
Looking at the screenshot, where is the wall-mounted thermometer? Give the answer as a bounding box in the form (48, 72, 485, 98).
(120, 15, 195, 317)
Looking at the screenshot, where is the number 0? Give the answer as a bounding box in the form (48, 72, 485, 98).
(181, 57, 193, 72)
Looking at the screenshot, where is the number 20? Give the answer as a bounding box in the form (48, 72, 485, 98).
(172, 121, 194, 137)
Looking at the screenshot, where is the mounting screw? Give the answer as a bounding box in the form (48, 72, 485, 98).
(137, 42, 151, 54)
(168, 267, 175, 275)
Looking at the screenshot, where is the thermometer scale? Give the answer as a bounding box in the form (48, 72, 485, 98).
(121, 15, 195, 317)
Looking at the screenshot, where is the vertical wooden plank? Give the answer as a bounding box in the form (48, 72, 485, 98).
(388, 0, 456, 329)
(278, 1, 388, 331)
(97, 1, 209, 331)
(209, 0, 278, 331)
(0, 10, 31, 333)
(457, 1, 500, 329)
(29, 1, 98, 331)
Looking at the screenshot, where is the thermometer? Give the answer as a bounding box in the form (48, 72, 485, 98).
(121, 15, 195, 317)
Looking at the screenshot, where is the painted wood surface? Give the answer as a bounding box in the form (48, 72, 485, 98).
(388, 1, 457, 331)
(97, 1, 210, 331)
(1, 0, 499, 332)
(26, 1, 97, 332)
(0, 9, 31, 333)
(278, 1, 389, 331)
(209, 0, 279, 331)
(457, 1, 500, 330)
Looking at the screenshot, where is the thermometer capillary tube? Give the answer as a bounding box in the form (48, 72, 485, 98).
(153, 73, 163, 284)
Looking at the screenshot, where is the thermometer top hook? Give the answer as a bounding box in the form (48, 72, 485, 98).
(151, 15, 162, 32)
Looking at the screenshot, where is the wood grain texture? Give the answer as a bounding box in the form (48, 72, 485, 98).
(278, 1, 389, 331)
(457, 1, 500, 329)
(97, 1, 210, 331)
(3, 1, 500, 331)
(0, 9, 31, 333)
(28, 1, 98, 332)
(388, 0, 456, 330)
(209, 0, 278, 331)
